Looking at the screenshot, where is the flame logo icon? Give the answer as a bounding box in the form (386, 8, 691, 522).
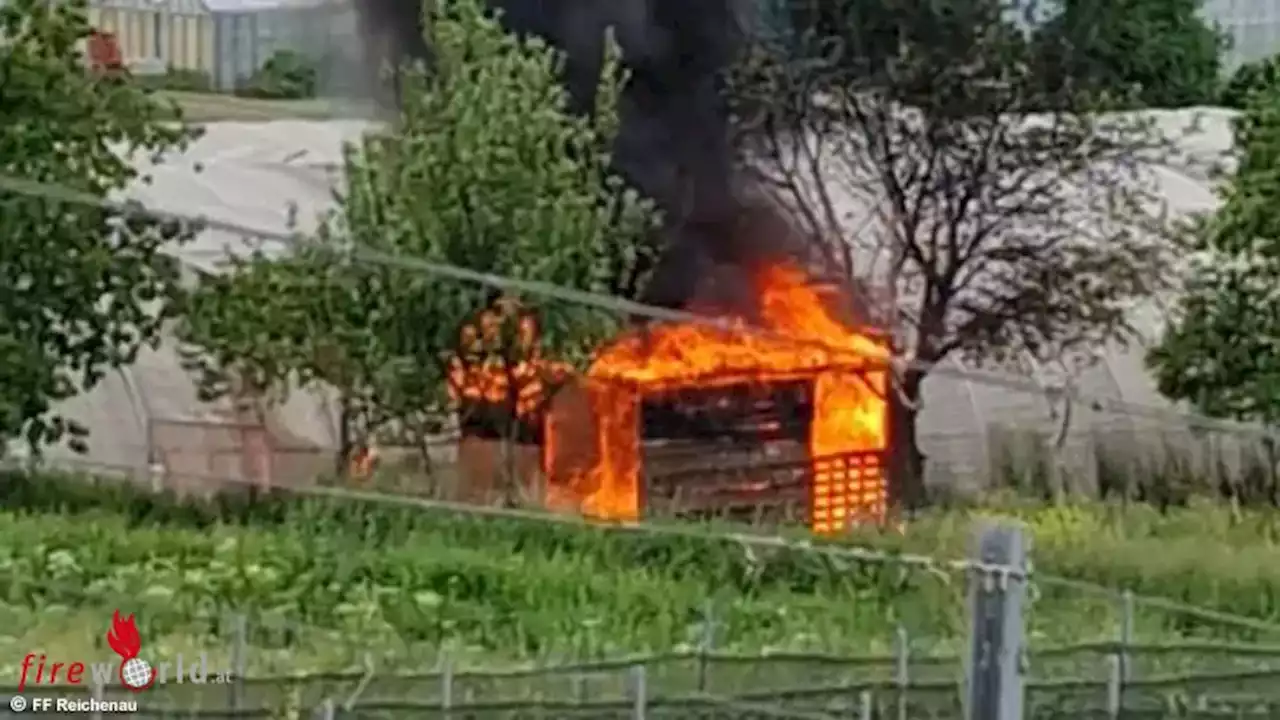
(106, 610, 156, 692)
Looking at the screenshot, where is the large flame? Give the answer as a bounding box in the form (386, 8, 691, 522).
(544, 263, 891, 533)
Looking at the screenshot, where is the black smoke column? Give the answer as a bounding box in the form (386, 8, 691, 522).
(354, 0, 752, 308)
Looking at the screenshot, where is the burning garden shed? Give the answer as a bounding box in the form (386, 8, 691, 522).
(543, 261, 891, 534)
(448, 259, 892, 535)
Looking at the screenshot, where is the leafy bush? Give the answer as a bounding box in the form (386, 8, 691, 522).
(235, 49, 317, 100)
(1031, 0, 1226, 109)
(1221, 54, 1280, 108)
(1, 0, 196, 456)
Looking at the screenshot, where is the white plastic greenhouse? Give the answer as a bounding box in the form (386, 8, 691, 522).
(15, 120, 373, 486)
(14, 109, 1267, 496)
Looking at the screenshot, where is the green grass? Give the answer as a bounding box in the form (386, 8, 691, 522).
(157, 90, 365, 123)
(876, 497, 1280, 620)
(0, 471, 1278, 688)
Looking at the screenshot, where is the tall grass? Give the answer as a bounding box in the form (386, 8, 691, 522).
(0, 470, 1278, 679)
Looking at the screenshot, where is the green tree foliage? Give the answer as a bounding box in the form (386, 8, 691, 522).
(779, 0, 1224, 109)
(1033, 0, 1226, 108)
(0, 0, 198, 456)
(237, 49, 319, 100)
(1148, 88, 1280, 423)
(177, 243, 418, 470)
(780, 0, 1019, 82)
(1220, 54, 1280, 109)
(782, 0, 904, 69)
(178, 0, 659, 462)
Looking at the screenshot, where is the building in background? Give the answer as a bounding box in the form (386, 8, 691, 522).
(54, 0, 1280, 101)
(1204, 0, 1280, 68)
(6, 120, 372, 490)
(81, 0, 359, 94)
(77, 0, 1280, 100)
(203, 0, 359, 94)
(86, 0, 215, 77)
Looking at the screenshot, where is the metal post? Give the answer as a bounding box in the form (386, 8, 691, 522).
(630, 664, 647, 720)
(859, 690, 874, 720)
(894, 625, 909, 720)
(319, 698, 336, 720)
(965, 522, 1029, 720)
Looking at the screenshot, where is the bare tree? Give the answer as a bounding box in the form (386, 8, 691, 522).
(727, 0, 1182, 506)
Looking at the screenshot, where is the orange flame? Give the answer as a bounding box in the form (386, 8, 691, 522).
(446, 264, 892, 534)
(544, 263, 891, 533)
(446, 298, 570, 420)
(106, 610, 142, 660)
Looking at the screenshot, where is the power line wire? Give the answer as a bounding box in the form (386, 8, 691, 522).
(1, 171, 1275, 443)
(1034, 574, 1280, 636)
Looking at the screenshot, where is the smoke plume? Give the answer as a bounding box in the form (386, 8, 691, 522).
(355, 0, 800, 309)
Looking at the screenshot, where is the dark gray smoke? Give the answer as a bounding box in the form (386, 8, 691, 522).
(355, 0, 783, 309)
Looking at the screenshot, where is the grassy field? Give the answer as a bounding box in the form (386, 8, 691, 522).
(1, 470, 1278, 692)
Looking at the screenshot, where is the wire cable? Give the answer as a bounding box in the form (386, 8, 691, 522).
(1034, 574, 1280, 636)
